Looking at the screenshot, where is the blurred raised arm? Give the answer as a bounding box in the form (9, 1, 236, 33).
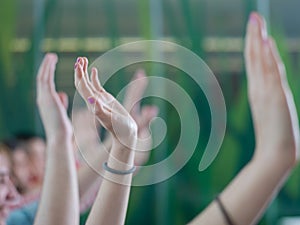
(188, 12, 299, 225)
(75, 64, 158, 213)
(74, 57, 138, 225)
(34, 53, 79, 225)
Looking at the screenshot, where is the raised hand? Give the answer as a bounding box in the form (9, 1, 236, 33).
(123, 70, 158, 165)
(245, 13, 299, 163)
(34, 53, 79, 225)
(188, 12, 300, 225)
(74, 57, 138, 150)
(36, 53, 72, 143)
(75, 58, 138, 225)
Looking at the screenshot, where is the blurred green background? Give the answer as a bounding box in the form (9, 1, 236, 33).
(1, 0, 300, 224)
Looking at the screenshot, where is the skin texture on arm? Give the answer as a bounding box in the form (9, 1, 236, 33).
(188, 12, 299, 225)
(34, 54, 79, 225)
(73, 108, 110, 202)
(74, 57, 138, 225)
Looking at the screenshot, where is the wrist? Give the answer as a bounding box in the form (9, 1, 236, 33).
(107, 142, 136, 171)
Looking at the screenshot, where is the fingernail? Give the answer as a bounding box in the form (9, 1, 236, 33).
(87, 96, 95, 104)
(249, 13, 257, 25)
(77, 57, 80, 62)
(74, 63, 78, 69)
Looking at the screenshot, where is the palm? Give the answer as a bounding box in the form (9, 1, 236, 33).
(74, 57, 137, 149)
(36, 54, 72, 141)
(245, 13, 299, 155)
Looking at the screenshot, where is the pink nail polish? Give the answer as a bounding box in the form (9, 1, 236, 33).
(74, 63, 78, 69)
(77, 57, 80, 62)
(87, 96, 95, 104)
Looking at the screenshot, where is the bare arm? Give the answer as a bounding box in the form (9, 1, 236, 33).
(72, 58, 113, 202)
(189, 12, 299, 225)
(75, 67, 157, 212)
(34, 53, 79, 225)
(74, 57, 138, 225)
(73, 109, 110, 204)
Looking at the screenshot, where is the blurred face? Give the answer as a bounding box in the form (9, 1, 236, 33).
(12, 138, 46, 194)
(12, 149, 32, 193)
(27, 138, 46, 182)
(0, 152, 19, 222)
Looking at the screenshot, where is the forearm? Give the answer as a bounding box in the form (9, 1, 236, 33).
(77, 144, 108, 212)
(85, 141, 135, 225)
(77, 137, 111, 202)
(189, 147, 296, 225)
(34, 139, 79, 225)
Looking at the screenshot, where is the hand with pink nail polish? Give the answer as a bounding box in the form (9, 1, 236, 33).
(72, 69, 158, 217)
(74, 57, 138, 225)
(74, 57, 138, 150)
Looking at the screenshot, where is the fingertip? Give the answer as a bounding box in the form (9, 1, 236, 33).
(47, 53, 58, 62)
(82, 57, 88, 70)
(248, 12, 267, 37)
(58, 91, 68, 99)
(91, 67, 99, 81)
(83, 57, 88, 63)
(75, 57, 81, 69)
(74, 58, 83, 70)
(135, 69, 146, 78)
(76, 56, 84, 67)
(74, 61, 84, 81)
(133, 69, 148, 89)
(142, 105, 159, 118)
(92, 67, 98, 74)
(249, 12, 259, 25)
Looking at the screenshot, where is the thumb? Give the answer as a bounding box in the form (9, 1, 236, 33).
(58, 92, 69, 110)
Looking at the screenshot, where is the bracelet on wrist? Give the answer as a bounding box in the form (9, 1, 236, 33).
(215, 195, 235, 225)
(102, 162, 136, 175)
